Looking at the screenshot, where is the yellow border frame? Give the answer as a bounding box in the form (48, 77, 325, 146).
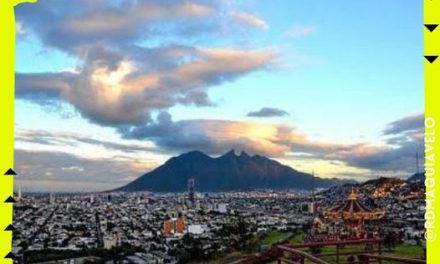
(0, 0, 437, 263)
(0, 2, 17, 263)
(0, 1, 36, 263)
(425, 0, 440, 263)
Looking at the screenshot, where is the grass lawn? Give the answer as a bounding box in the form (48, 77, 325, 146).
(260, 231, 294, 246)
(289, 232, 305, 244)
(392, 243, 424, 258)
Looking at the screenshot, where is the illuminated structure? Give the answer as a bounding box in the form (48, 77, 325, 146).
(324, 188, 385, 236)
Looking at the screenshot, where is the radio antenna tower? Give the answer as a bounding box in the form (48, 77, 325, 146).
(416, 151, 420, 174)
(312, 170, 317, 216)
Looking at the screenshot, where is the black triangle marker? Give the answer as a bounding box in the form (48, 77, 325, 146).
(4, 252, 16, 259)
(425, 56, 438, 63)
(4, 196, 16, 203)
(4, 168, 16, 175)
(4, 224, 15, 231)
(425, 24, 439, 32)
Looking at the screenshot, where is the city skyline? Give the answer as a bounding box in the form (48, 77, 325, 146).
(14, 0, 423, 192)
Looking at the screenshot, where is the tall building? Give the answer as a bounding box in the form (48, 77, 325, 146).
(49, 192, 55, 204)
(308, 202, 316, 214)
(163, 219, 173, 236)
(90, 194, 94, 204)
(103, 234, 121, 249)
(18, 184, 22, 200)
(176, 214, 185, 234)
(187, 178, 195, 204)
(416, 151, 420, 174)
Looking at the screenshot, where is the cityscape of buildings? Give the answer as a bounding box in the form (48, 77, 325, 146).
(11, 177, 426, 264)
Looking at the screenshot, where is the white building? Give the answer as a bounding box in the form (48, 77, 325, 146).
(218, 203, 228, 213)
(188, 224, 205, 235)
(103, 234, 120, 249)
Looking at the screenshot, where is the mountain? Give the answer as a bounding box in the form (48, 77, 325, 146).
(318, 175, 425, 211)
(115, 150, 349, 192)
(361, 177, 406, 188)
(407, 172, 425, 182)
(319, 175, 425, 205)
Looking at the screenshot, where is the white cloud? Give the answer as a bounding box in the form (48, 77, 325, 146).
(17, 46, 277, 126)
(232, 12, 269, 30)
(16, 21, 26, 36)
(284, 25, 316, 38)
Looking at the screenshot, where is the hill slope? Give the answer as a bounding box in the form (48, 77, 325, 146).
(116, 150, 347, 192)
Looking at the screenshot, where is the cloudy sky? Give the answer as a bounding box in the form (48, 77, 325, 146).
(14, 0, 423, 192)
